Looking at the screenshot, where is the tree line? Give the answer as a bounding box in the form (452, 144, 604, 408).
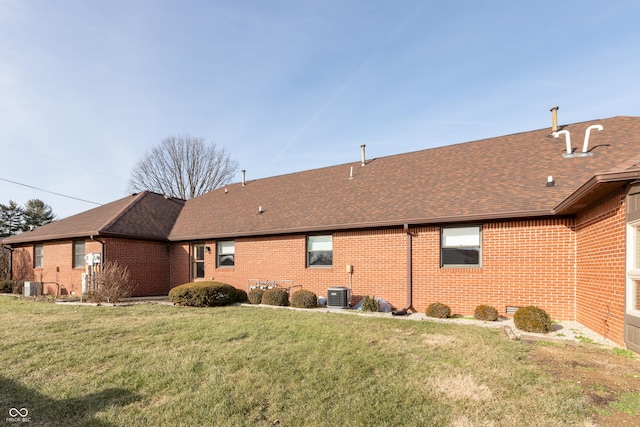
(0, 199, 56, 238)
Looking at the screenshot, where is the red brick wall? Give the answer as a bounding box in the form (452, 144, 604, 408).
(104, 238, 171, 296)
(11, 238, 170, 296)
(170, 243, 191, 287)
(169, 220, 577, 319)
(411, 219, 576, 319)
(576, 189, 627, 345)
(169, 230, 408, 307)
(11, 239, 101, 295)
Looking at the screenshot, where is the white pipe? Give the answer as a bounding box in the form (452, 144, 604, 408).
(582, 124, 603, 153)
(553, 130, 572, 155)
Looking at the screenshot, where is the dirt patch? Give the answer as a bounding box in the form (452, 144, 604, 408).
(529, 343, 640, 426)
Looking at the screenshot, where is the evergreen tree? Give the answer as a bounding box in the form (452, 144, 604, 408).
(0, 200, 24, 238)
(22, 199, 56, 231)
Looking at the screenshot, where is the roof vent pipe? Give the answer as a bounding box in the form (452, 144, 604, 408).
(550, 106, 559, 133)
(241, 170, 246, 186)
(360, 144, 366, 167)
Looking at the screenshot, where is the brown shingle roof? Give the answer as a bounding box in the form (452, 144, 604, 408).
(169, 116, 640, 240)
(3, 191, 185, 244)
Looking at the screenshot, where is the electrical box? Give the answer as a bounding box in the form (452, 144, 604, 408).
(327, 287, 350, 309)
(346, 264, 353, 273)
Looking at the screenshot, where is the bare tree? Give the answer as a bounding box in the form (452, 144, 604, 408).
(128, 135, 239, 199)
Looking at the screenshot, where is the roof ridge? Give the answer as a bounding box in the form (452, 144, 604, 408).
(98, 192, 148, 233)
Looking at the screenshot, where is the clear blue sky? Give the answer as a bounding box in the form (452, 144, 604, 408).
(1, 1, 639, 219)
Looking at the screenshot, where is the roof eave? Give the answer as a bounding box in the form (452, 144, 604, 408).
(554, 170, 640, 215)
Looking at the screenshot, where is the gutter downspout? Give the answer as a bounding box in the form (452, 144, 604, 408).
(393, 224, 415, 315)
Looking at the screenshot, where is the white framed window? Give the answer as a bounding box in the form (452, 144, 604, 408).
(307, 235, 332, 267)
(626, 222, 640, 315)
(73, 240, 85, 268)
(34, 244, 43, 268)
(191, 243, 205, 280)
(441, 226, 481, 267)
(217, 240, 235, 267)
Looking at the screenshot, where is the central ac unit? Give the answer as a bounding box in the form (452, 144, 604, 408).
(327, 287, 350, 309)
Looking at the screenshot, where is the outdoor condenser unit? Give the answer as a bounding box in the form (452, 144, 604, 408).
(23, 282, 38, 297)
(327, 287, 350, 309)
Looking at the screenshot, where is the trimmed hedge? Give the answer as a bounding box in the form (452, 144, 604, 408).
(169, 281, 238, 307)
(425, 302, 451, 319)
(474, 304, 499, 321)
(261, 288, 289, 306)
(235, 289, 248, 303)
(514, 306, 552, 333)
(291, 289, 317, 308)
(361, 295, 380, 312)
(248, 288, 265, 304)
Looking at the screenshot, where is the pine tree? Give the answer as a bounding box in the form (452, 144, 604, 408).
(0, 200, 24, 238)
(22, 199, 56, 231)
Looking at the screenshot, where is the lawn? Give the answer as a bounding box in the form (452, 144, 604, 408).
(0, 296, 590, 426)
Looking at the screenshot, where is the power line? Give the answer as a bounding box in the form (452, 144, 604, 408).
(0, 177, 102, 205)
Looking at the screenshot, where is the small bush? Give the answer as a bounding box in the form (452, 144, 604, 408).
(94, 261, 136, 303)
(291, 289, 317, 308)
(514, 306, 552, 333)
(169, 281, 237, 307)
(235, 288, 248, 303)
(261, 288, 289, 306)
(474, 304, 499, 321)
(361, 295, 380, 312)
(0, 280, 13, 293)
(426, 302, 451, 318)
(248, 288, 264, 304)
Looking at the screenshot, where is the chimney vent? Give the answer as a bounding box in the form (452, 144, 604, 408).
(241, 170, 246, 186)
(550, 106, 559, 133)
(546, 176, 555, 187)
(361, 144, 366, 167)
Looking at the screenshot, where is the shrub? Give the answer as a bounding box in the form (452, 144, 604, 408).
(248, 288, 264, 304)
(261, 288, 289, 306)
(0, 280, 13, 293)
(425, 302, 451, 319)
(514, 306, 552, 334)
(94, 261, 137, 303)
(474, 304, 499, 321)
(169, 281, 237, 307)
(291, 289, 317, 308)
(235, 288, 248, 303)
(361, 295, 380, 312)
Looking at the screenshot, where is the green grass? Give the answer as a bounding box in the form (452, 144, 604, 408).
(0, 296, 589, 426)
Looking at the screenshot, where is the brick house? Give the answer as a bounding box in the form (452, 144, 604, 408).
(4, 115, 640, 351)
(3, 191, 184, 296)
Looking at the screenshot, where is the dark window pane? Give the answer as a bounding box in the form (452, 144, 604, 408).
(442, 248, 479, 265)
(219, 255, 234, 266)
(195, 261, 205, 278)
(309, 251, 332, 266)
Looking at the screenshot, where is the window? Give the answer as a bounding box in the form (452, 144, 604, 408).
(191, 243, 205, 279)
(217, 240, 235, 267)
(34, 244, 43, 268)
(73, 240, 85, 268)
(441, 226, 481, 267)
(307, 235, 332, 267)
